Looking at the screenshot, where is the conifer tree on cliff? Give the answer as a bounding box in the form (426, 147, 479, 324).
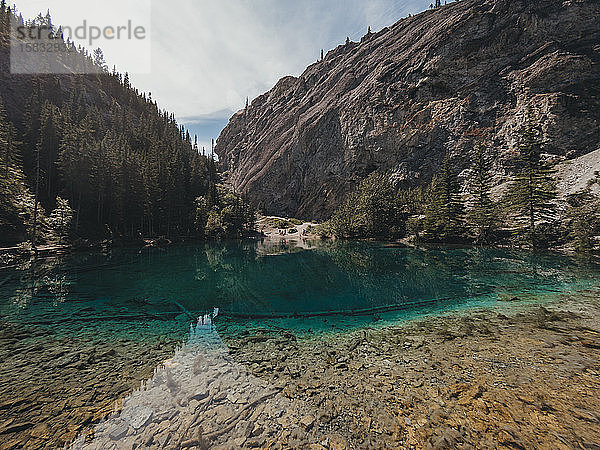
(0, 1, 7, 36)
(505, 113, 557, 249)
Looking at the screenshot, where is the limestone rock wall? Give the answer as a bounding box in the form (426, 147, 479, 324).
(216, 0, 600, 220)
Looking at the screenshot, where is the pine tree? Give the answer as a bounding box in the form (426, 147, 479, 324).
(0, 97, 19, 182)
(23, 83, 43, 174)
(48, 197, 73, 243)
(44, 9, 52, 27)
(423, 154, 465, 242)
(0, 98, 31, 241)
(327, 172, 402, 239)
(93, 48, 108, 72)
(194, 196, 210, 236)
(565, 190, 600, 253)
(31, 129, 41, 247)
(466, 143, 497, 244)
(505, 114, 557, 249)
(398, 185, 431, 242)
(0, 5, 212, 245)
(0, 1, 7, 39)
(37, 102, 61, 203)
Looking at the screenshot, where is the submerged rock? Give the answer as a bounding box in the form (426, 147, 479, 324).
(107, 422, 128, 441)
(222, 292, 600, 448)
(121, 405, 153, 430)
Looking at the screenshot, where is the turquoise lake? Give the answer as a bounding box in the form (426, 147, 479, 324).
(1, 239, 600, 448)
(1, 239, 599, 342)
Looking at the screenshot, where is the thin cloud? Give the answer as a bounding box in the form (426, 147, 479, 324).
(15, 0, 432, 144)
(136, 0, 430, 119)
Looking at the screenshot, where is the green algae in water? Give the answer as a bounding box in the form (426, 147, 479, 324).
(0, 240, 599, 342)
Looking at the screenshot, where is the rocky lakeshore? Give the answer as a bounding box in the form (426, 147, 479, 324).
(0, 321, 183, 449)
(59, 289, 600, 449)
(220, 291, 600, 449)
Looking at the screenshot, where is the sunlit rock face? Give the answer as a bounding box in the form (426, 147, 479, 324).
(215, 0, 600, 220)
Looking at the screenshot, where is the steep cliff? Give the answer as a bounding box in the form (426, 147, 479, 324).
(216, 0, 600, 220)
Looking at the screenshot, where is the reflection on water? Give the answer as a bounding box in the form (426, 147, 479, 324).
(72, 311, 317, 449)
(1, 240, 599, 338)
(0, 240, 599, 447)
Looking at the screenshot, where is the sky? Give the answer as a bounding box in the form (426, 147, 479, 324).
(15, 0, 432, 150)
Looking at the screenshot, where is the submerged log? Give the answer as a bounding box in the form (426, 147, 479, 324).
(28, 311, 183, 326)
(172, 300, 197, 321)
(220, 297, 452, 320)
(203, 389, 281, 441)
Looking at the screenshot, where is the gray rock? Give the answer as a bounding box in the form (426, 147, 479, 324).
(300, 414, 316, 431)
(251, 423, 265, 437)
(54, 352, 80, 368)
(191, 390, 209, 401)
(121, 405, 154, 430)
(233, 437, 247, 447)
(107, 422, 129, 441)
(155, 432, 170, 448)
(235, 420, 254, 438)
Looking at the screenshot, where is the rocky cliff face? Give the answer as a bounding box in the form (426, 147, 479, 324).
(215, 0, 600, 220)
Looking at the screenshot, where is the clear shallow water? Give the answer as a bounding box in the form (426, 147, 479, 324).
(1, 239, 599, 341)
